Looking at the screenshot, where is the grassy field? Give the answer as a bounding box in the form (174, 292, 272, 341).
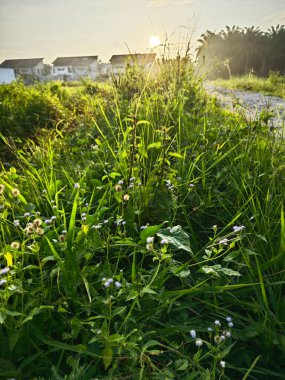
(210, 73, 285, 98)
(1, 62, 285, 379)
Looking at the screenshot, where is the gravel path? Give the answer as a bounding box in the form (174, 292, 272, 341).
(204, 83, 285, 132)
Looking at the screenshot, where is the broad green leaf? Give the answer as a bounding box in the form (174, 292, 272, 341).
(126, 290, 138, 301)
(201, 266, 220, 277)
(108, 333, 124, 343)
(141, 287, 157, 295)
(5, 310, 22, 317)
(100, 319, 109, 339)
(220, 342, 236, 358)
(140, 224, 161, 242)
(23, 306, 54, 324)
(177, 269, 190, 278)
(41, 255, 57, 263)
(102, 345, 113, 369)
(9, 331, 21, 351)
(245, 249, 260, 256)
(70, 317, 81, 339)
(112, 306, 126, 317)
(201, 265, 241, 277)
(219, 267, 241, 276)
(175, 359, 189, 371)
(223, 250, 241, 261)
(142, 340, 161, 351)
(157, 225, 192, 254)
(109, 172, 121, 179)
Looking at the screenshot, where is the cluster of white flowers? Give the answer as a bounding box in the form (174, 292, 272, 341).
(115, 219, 126, 226)
(92, 224, 102, 229)
(219, 238, 229, 245)
(146, 236, 154, 250)
(0, 267, 10, 286)
(189, 316, 234, 370)
(14, 219, 20, 227)
(0, 267, 10, 276)
(128, 177, 135, 189)
(44, 215, 56, 224)
(233, 225, 246, 232)
(165, 179, 174, 190)
(103, 277, 122, 289)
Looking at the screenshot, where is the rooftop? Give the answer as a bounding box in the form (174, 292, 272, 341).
(110, 53, 156, 65)
(0, 58, 44, 69)
(52, 56, 98, 66)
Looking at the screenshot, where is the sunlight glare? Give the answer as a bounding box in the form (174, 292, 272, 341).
(149, 35, 161, 48)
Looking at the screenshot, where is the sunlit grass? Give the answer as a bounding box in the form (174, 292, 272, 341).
(209, 73, 285, 98)
(0, 61, 285, 379)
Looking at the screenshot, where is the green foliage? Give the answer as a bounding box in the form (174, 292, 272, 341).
(0, 82, 69, 137)
(211, 74, 285, 98)
(197, 24, 285, 78)
(0, 60, 285, 379)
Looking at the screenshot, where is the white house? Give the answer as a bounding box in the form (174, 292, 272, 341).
(109, 53, 156, 75)
(0, 68, 16, 84)
(51, 56, 99, 80)
(0, 58, 46, 80)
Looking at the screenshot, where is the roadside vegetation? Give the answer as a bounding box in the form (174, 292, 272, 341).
(1, 57, 285, 379)
(209, 72, 285, 98)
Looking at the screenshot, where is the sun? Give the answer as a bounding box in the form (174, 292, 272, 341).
(149, 35, 161, 48)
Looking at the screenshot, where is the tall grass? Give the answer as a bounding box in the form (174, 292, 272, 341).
(210, 72, 285, 98)
(0, 59, 285, 379)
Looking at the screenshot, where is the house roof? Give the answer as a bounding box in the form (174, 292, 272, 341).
(0, 58, 43, 69)
(52, 56, 98, 67)
(110, 53, 156, 65)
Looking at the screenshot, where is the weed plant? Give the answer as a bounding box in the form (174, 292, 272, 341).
(0, 58, 285, 379)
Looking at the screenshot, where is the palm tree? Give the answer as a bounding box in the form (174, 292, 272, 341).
(267, 25, 285, 73)
(196, 24, 285, 78)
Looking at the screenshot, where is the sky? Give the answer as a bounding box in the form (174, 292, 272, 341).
(0, 0, 284, 64)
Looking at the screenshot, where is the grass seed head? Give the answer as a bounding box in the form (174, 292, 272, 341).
(11, 242, 20, 250)
(11, 188, 20, 197)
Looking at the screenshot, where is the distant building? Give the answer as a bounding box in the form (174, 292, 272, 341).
(0, 68, 16, 84)
(110, 53, 156, 75)
(0, 58, 46, 80)
(51, 56, 99, 80)
(0, 53, 158, 83)
(98, 62, 111, 78)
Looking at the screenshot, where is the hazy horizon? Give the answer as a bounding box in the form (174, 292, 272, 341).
(0, 0, 285, 64)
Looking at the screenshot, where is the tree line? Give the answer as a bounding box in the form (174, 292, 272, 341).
(196, 25, 285, 78)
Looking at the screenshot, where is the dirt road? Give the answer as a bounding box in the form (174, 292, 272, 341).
(205, 83, 285, 132)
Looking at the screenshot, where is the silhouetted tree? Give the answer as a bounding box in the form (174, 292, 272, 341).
(196, 25, 285, 78)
